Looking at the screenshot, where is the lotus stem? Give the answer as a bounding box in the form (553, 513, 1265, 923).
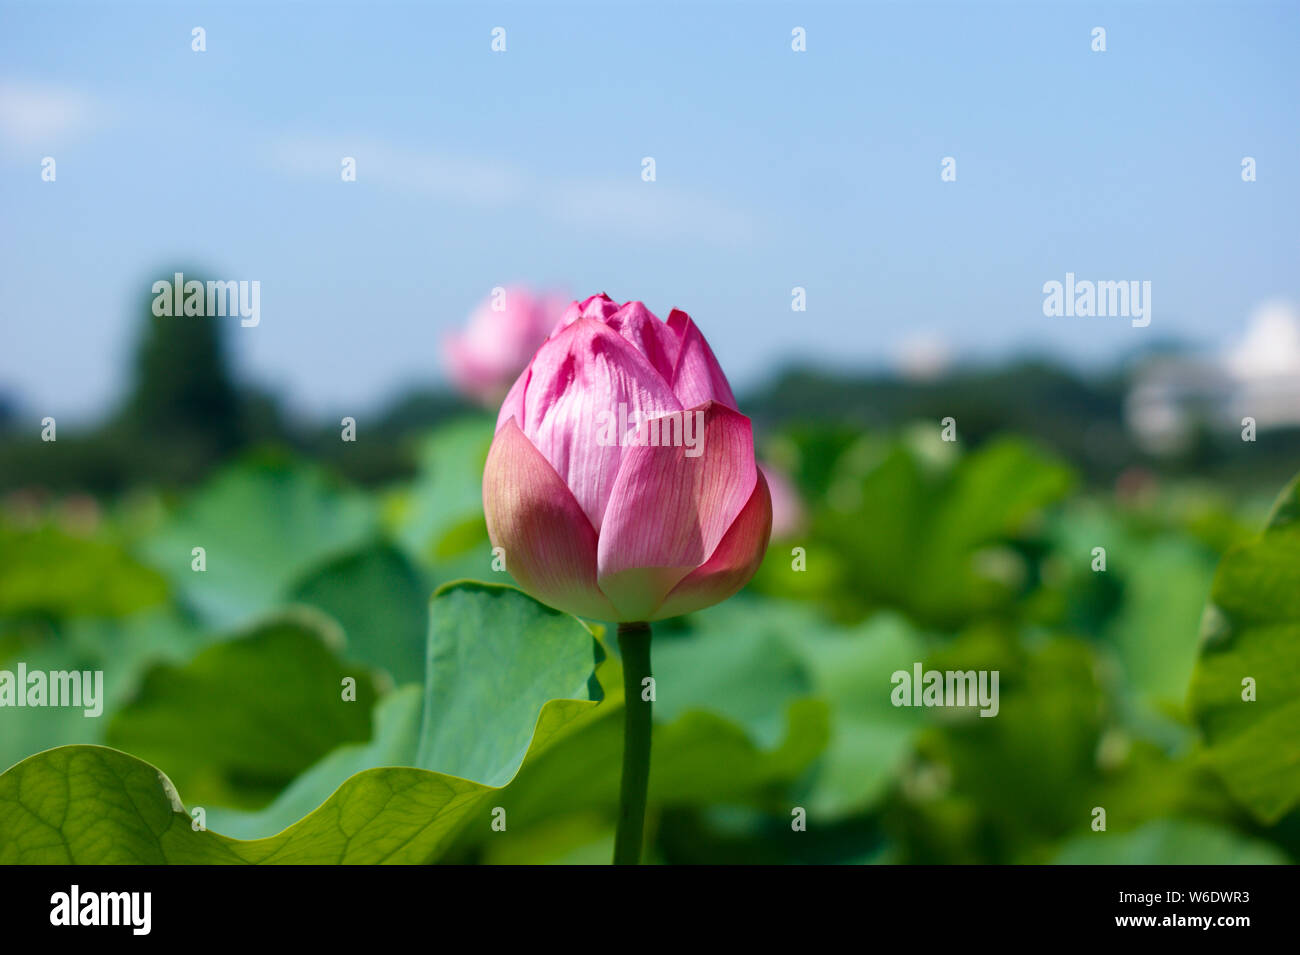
(613, 621, 652, 865)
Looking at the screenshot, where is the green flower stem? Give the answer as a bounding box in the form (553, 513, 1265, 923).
(614, 620, 653, 865)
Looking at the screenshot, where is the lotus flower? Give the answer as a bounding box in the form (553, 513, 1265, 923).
(444, 287, 567, 405)
(483, 293, 772, 621)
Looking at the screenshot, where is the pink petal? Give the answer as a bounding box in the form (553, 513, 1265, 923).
(521, 317, 682, 532)
(595, 401, 757, 620)
(759, 463, 805, 538)
(667, 309, 739, 411)
(653, 469, 772, 620)
(482, 418, 618, 620)
(496, 365, 531, 432)
(551, 292, 620, 337)
(603, 301, 681, 384)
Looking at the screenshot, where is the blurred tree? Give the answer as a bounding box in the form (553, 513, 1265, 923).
(118, 273, 245, 460)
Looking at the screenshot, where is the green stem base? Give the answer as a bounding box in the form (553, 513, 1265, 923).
(613, 621, 652, 865)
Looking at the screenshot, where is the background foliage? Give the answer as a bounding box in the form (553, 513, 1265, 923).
(0, 291, 1297, 864)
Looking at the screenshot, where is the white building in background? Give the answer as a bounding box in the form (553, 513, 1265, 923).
(1126, 301, 1300, 455)
(893, 333, 954, 383)
(1224, 302, 1300, 430)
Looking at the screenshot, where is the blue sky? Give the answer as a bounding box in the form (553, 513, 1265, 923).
(1, 0, 1297, 422)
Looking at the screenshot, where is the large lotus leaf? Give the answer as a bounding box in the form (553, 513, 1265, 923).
(481, 696, 829, 838)
(1190, 475, 1300, 823)
(415, 581, 603, 784)
(202, 685, 425, 840)
(205, 581, 604, 839)
(468, 600, 913, 848)
(0, 609, 201, 774)
(138, 456, 376, 628)
(0, 524, 168, 617)
(452, 633, 829, 848)
(0, 707, 581, 864)
(105, 611, 380, 809)
(0, 582, 606, 861)
(287, 542, 429, 685)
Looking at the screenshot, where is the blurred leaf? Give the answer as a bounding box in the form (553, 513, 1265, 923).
(106, 610, 380, 808)
(1047, 501, 1215, 712)
(458, 615, 830, 849)
(1190, 475, 1300, 823)
(656, 804, 891, 865)
(921, 630, 1108, 855)
(485, 695, 829, 839)
(1105, 538, 1215, 714)
(1052, 818, 1287, 864)
(391, 418, 493, 565)
(478, 813, 614, 865)
(0, 524, 167, 617)
(288, 542, 428, 685)
(0, 609, 201, 773)
(654, 599, 816, 748)
(795, 612, 928, 818)
(138, 456, 376, 628)
(170, 582, 602, 844)
(483, 599, 914, 841)
(813, 436, 1074, 626)
(203, 685, 424, 840)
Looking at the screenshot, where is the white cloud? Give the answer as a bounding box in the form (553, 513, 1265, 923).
(0, 81, 109, 147)
(543, 177, 756, 245)
(267, 134, 758, 247)
(268, 135, 527, 206)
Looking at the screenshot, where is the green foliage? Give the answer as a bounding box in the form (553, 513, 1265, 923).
(388, 416, 494, 571)
(2, 413, 1297, 864)
(139, 455, 376, 628)
(0, 524, 168, 617)
(416, 581, 602, 784)
(0, 609, 201, 774)
(104, 611, 381, 808)
(755, 431, 1073, 626)
(1052, 819, 1287, 865)
(1191, 476, 1300, 823)
(0, 583, 603, 862)
(287, 543, 428, 685)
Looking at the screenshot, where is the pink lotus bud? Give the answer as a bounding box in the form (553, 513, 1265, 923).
(443, 286, 567, 405)
(483, 294, 772, 622)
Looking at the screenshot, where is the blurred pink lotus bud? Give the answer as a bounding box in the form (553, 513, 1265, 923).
(443, 286, 567, 405)
(758, 463, 805, 539)
(483, 294, 772, 622)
